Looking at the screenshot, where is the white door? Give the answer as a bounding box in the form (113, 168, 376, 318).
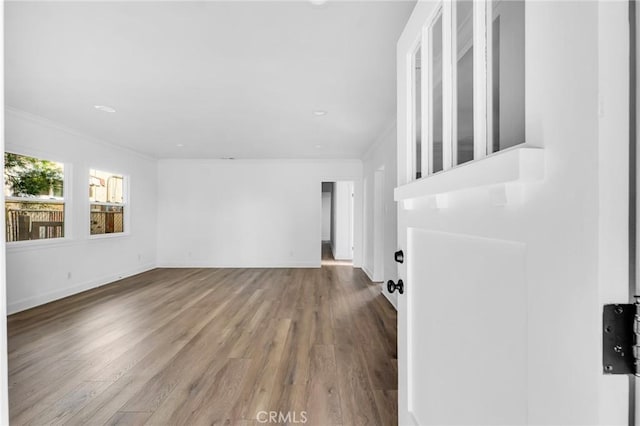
(395, 1, 630, 425)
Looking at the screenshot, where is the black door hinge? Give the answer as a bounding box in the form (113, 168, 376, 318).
(603, 303, 637, 375)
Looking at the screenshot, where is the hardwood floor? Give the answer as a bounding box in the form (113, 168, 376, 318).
(8, 264, 397, 425)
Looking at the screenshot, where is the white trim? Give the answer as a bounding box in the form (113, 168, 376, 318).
(409, 33, 422, 182)
(486, 0, 495, 154)
(88, 232, 131, 241)
(427, 6, 444, 176)
(474, 0, 489, 160)
(158, 158, 363, 166)
(5, 107, 155, 161)
(89, 202, 125, 207)
(404, 39, 415, 185)
(362, 265, 380, 283)
(450, 0, 459, 167)
(5, 236, 73, 252)
(420, 24, 429, 180)
(381, 289, 398, 311)
(442, 1, 454, 172)
(0, 1, 9, 419)
(332, 254, 353, 261)
(157, 261, 321, 269)
(394, 145, 542, 201)
(5, 197, 64, 204)
(7, 263, 156, 314)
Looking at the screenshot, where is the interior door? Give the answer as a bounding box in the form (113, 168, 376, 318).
(397, 226, 528, 425)
(395, 1, 632, 425)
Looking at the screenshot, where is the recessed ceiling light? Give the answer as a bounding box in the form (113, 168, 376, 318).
(313, 110, 327, 116)
(176, 144, 184, 147)
(309, 0, 327, 5)
(315, 145, 323, 149)
(94, 105, 116, 113)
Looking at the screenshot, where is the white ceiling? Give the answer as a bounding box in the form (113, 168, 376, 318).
(5, 1, 415, 159)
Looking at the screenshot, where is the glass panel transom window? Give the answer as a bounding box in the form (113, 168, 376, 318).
(89, 169, 125, 235)
(4, 152, 65, 242)
(489, 0, 525, 153)
(408, 0, 526, 181)
(430, 10, 444, 174)
(413, 45, 423, 180)
(456, 0, 474, 165)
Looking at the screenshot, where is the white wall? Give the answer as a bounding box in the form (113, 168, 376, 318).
(0, 4, 9, 422)
(331, 181, 354, 260)
(156, 159, 362, 268)
(321, 191, 331, 241)
(395, 1, 628, 424)
(362, 122, 398, 307)
(5, 109, 158, 314)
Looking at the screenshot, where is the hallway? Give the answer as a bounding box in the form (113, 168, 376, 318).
(321, 242, 353, 267)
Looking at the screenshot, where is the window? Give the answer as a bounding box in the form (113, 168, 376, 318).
(89, 169, 126, 235)
(4, 152, 65, 242)
(409, 0, 525, 181)
(429, 10, 444, 174)
(455, 0, 475, 165)
(413, 45, 422, 179)
(488, 0, 525, 153)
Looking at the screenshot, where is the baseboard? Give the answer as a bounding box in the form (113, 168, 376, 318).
(381, 290, 398, 310)
(156, 260, 320, 269)
(362, 265, 375, 282)
(362, 265, 384, 283)
(7, 263, 157, 314)
(361, 269, 397, 309)
(333, 255, 353, 261)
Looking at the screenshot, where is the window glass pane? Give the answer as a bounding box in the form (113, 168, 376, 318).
(5, 202, 64, 242)
(4, 153, 63, 199)
(414, 46, 422, 180)
(457, 0, 474, 165)
(490, 0, 525, 152)
(89, 169, 125, 235)
(431, 13, 444, 173)
(4, 152, 65, 242)
(90, 204, 124, 235)
(90, 169, 124, 204)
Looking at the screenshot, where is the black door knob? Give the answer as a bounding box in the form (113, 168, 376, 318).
(394, 250, 404, 263)
(387, 279, 404, 294)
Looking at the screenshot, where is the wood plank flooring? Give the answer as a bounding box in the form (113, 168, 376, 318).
(8, 261, 397, 425)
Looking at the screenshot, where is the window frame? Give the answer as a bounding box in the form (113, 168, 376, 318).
(424, 5, 447, 177)
(409, 0, 524, 182)
(3, 149, 71, 246)
(88, 168, 130, 239)
(410, 39, 422, 181)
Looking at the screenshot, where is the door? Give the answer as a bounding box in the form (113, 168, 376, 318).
(396, 1, 630, 425)
(373, 168, 385, 282)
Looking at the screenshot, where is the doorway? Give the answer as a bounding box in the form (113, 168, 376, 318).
(321, 181, 354, 266)
(372, 167, 385, 281)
